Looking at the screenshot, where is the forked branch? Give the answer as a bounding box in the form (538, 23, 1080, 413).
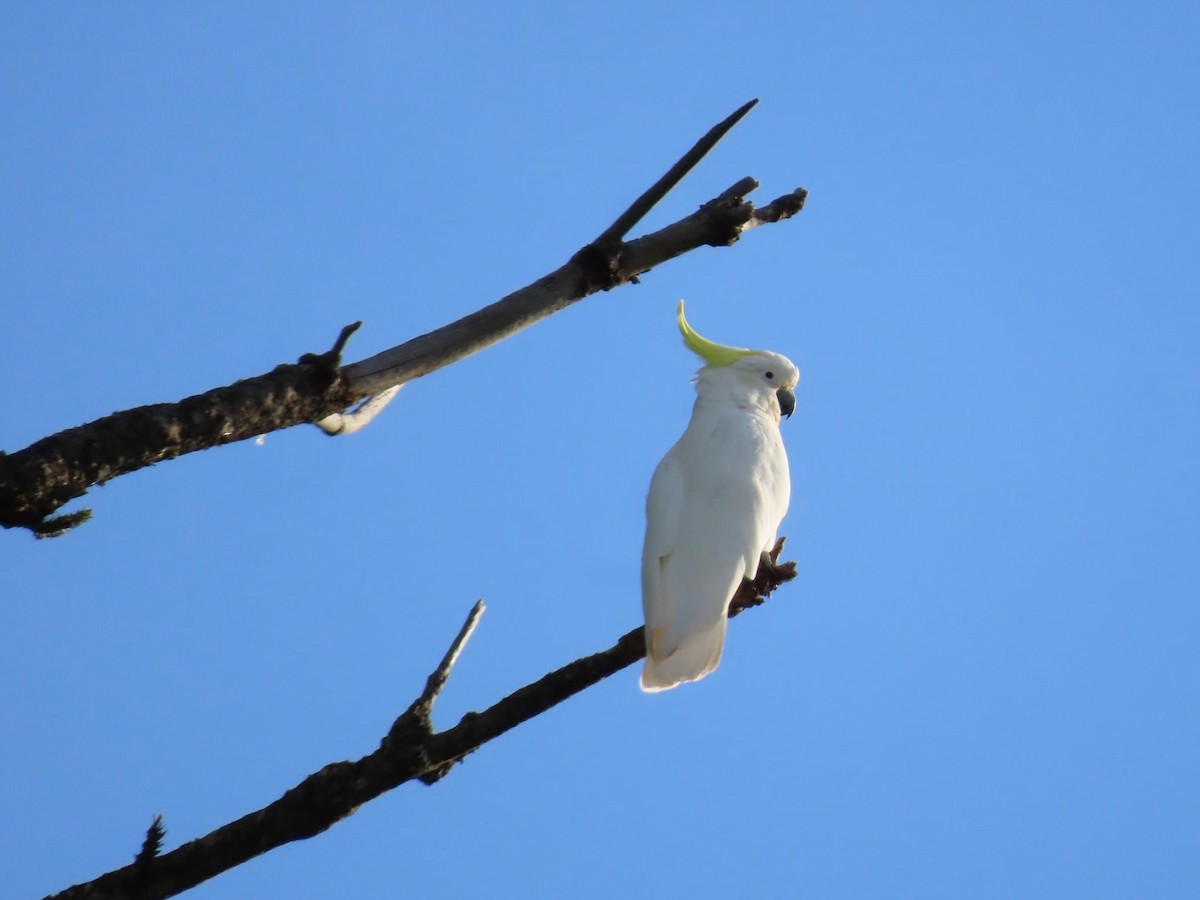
(47, 541, 795, 900)
(0, 100, 806, 537)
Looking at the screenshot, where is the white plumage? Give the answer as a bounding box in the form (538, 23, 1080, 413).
(640, 302, 799, 692)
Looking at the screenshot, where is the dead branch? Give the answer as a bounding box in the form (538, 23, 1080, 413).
(1, 100, 806, 537)
(46, 542, 796, 900)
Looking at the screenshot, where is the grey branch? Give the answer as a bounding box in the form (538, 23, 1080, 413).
(596, 98, 758, 245)
(46, 542, 796, 900)
(412, 598, 486, 719)
(0, 99, 806, 538)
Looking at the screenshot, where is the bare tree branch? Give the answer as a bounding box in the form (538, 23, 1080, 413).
(46, 542, 796, 900)
(596, 98, 758, 244)
(133, 815, 166, 867)
(0, 101, 806, 537)
(0, 325, 361, 538)
(341, 178, 808, 398)
(411, 598, 486, 720)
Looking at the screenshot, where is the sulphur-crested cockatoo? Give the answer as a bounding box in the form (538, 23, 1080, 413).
(640, 300, 799, 692)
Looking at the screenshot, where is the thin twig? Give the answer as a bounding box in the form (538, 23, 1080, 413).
(134, 815, 166, 865)
(711, 175, 760, 204)
(744, 187, 809, 230)
(413, 599, 486, 716)
(597, 98, 758, 244)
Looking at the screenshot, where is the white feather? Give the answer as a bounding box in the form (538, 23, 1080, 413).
(640, 349, 798, 692)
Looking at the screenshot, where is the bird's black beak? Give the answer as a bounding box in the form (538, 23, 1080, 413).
(777, 386, 796, 419)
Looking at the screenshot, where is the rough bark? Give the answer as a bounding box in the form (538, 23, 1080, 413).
(0, 100, 806, 537)
(46, 543, 795, 900)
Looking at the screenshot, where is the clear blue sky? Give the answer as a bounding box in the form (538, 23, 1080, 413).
(3, 4, 1197, 898)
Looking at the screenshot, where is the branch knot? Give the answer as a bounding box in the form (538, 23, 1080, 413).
(570, 237, 625, 292)
(297, 321, 363, 388)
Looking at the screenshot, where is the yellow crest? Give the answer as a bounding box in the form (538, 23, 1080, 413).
(676, 300, 753, 367)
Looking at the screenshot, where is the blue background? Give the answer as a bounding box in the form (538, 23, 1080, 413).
(3, 4, 1197, 898)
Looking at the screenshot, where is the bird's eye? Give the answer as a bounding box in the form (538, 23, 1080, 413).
(765, 371, 775, 380)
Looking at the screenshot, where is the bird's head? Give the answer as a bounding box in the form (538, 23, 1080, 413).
(677, 299, 799, 420)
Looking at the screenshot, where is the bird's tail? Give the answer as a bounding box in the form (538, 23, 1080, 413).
(639, 617, 727, 692)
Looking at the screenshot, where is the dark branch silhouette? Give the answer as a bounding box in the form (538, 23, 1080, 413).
(47, 543, 796, 900)
(14, 101, 809, 899)
(0, 100, 806, 537)
(595, 98, 758, 245)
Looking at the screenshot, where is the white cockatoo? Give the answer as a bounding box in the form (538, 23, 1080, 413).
(640, 300, 799, 692)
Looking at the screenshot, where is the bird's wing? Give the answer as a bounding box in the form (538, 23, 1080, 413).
(641, 428, 751, 691)
(641, 543, 745, 692)
(641, 444, 685, 627)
